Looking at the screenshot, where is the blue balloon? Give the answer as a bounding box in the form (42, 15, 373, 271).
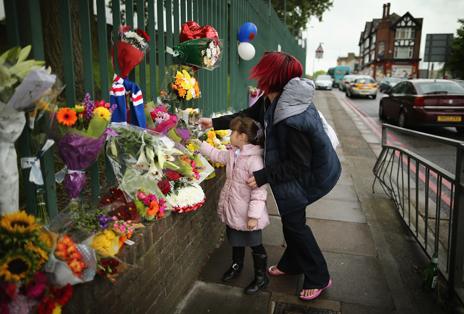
(237, 22, 257, 43)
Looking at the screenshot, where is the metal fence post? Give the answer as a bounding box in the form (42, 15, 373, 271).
(382, 123, 388, 146)
(449, 143, 464, 297)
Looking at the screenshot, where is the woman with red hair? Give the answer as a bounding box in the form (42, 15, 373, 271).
(200, 52, 341, 300)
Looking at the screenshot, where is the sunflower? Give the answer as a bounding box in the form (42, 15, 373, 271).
(0, 211, 39, 235)
(93, 107, 111, 121)
(26, 241, 49, 265)
(56, 107, 77, 127)
(0, 253, 33, 282)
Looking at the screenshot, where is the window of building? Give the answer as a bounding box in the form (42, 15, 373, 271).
(394, 46, 413, 58)
(395, 28, 415, 39)
(377, 42, 385, 57)
(370, 50, 375, 61)
(370, 34, 376, 49)
(364, 54, 369, 64)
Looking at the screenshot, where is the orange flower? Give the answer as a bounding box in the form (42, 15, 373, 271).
(178, 88, 187, 98)
(56, 108, 77, 127)
(146, 200, 159, 217)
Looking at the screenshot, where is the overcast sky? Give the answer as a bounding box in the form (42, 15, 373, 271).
(302, 0, 464, 74)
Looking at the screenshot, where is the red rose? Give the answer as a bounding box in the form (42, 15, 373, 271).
(157, 179, 171, 195)
(165, 170, 182, 181)
(52, 284, 73, 306)
(136, 29, 151, 42)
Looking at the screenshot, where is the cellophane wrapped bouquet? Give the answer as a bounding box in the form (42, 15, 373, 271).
(106, 123, 213, 214)
(0, 46, 57, 215)
(52, 94, 115, 199)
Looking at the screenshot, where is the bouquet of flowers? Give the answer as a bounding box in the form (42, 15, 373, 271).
(0, 212, 52, 285)
(53, 93, 115, 199)
(45, 232, 96, 287)
(173, 21, 222, 70)
(106, 124, 181, 200)
(134, 190, 167, 221)
(160, 65, 201, 108)
(113, 25, 150, 78)
(165, 183, 205, 213)
(0, 271, 73, 314)
(148, 104, 178, 134)
(172, 38, 222, 71)
(0, 46, 57, 215)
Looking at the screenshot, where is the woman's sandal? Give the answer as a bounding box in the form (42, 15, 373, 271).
(268, 265, 287, 276)
(299, 278, 332, 301)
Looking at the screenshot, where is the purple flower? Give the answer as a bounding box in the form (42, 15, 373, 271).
(83, 93, 95, 121)
(97, 214, 113, 229)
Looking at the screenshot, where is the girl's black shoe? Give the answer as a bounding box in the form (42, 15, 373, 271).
(245, 253, 269, 294)
(222, 263, 243, 282)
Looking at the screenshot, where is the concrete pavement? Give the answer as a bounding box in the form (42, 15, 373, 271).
(173, 91, 451, 314)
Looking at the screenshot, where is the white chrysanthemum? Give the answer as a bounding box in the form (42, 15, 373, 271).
(166, 183, 205, 208)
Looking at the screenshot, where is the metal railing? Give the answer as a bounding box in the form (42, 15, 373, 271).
(2, 0, 305, 218)
(373, 123, 464, 302)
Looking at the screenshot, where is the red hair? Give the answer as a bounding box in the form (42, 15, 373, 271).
(249, 52, 303, 95)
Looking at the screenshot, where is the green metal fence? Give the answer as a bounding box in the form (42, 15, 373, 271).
(2, 0, 305, 217)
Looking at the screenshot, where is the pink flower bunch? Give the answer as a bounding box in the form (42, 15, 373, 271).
(149, 105, 177, 134)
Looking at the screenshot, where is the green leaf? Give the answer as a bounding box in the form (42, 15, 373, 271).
(0, 47, 20, 65)
(17, 45, 32, 63)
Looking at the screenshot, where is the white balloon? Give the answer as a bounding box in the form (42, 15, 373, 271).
(237, 42, 255, 61)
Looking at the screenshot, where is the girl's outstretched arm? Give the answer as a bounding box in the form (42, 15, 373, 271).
(200, 141, 230, 165)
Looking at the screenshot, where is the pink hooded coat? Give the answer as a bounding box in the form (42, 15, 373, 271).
(200, 142, 269, 231)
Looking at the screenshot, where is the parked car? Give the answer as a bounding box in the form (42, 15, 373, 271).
(345, 76, 378, 99)
(453, 80, 464, 88)
(379, 77, 403, 93)
(379, 79, 464, 134)
(315, 75, 333, 90)
(339, 74, 357, 92)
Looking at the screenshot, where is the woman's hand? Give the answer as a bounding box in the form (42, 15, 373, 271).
(198, 118, 213, 130)
(247, 218, 258, 230)
(246, 176, 257, 189)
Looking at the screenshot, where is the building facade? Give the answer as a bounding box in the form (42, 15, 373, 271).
(337, 53, 361, 73)
(358, 3, 422, 79)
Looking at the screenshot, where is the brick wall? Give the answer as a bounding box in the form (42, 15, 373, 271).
(64, 170, 226, 314)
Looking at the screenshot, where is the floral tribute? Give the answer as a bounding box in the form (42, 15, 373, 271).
(53, 93, 115, 199)
(54, 235, 86, 278)
(161, 65, 201, 107)
(113, 25, 150, 78)
(134, 191, 167, 221)
(173, 21, 222, 70)
(0, 211, 75, 313)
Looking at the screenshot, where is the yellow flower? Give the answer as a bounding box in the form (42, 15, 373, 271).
(74, 104, 85, 113)
(26, 241, 49, 264)
(207, 130, 216, 140)
(0, 212, 38, 235)
(38, 229, 53, 250)
(93, 107, 111, 121)
(186, 143, 196, 152)
(91, 230, 119, 257)
(215, 130, 229, 138)
(0, 253, 32, 282)
(52, 304, 62, 314)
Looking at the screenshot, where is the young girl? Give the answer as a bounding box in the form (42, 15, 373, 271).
(200, 116, 269, 295)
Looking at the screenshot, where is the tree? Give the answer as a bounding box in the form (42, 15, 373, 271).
(446, 19, 464, 79)
(312, 70, 327, 80)
(271, 0, 333, 36)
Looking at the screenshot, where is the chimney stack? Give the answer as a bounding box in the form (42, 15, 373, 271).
(382, 3, 391, 18)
